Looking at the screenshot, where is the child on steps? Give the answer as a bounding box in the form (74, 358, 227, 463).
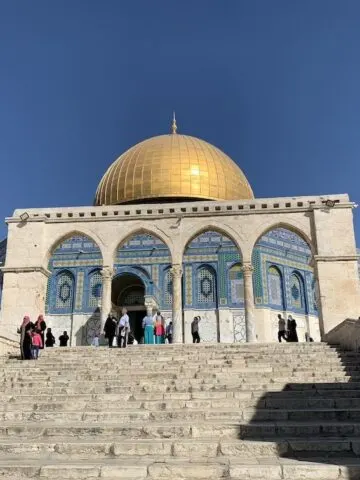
(31, 329, 43, 359)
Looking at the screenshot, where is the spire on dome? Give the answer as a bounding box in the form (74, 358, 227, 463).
(171, 111, 177, 134)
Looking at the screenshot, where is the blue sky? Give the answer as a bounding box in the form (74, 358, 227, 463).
(1, 0, 360, 242)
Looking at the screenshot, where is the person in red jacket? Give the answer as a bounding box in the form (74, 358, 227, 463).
(31, 329, 43, 359)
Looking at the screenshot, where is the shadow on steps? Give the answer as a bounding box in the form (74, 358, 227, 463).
(240, 346, 360, 479)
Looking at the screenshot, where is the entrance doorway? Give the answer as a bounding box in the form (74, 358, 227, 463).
(111, 273, 146, 342)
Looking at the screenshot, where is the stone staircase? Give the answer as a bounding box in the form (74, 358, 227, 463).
(0, 343, 360, 479)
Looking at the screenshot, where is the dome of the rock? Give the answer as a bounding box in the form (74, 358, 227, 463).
(94, 128, 253, 205)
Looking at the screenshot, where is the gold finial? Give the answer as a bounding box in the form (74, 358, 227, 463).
(171, 111, 177, 134)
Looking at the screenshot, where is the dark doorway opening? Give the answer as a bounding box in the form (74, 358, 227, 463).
(112, 273, 146, 343)
(128, 310, 146, 343)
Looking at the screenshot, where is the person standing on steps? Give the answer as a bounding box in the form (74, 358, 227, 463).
(191, 316, 201, 343)
(34, 314, 46, 350)
(143, 309, 155, 344)
(277, 314, 287, 342)
(45, 328, 55, 347)
(104, 314, 117, 348)
(286, 316, 291, 340)
(31, 328, 43, 359)
(288, 315, 299, 342)
(118, 308, 130, 348)
(18, 315, 33, 360)
(166, 321, 173, 344)
(59, 331, 69, 347)
(154, 315, 165, 344)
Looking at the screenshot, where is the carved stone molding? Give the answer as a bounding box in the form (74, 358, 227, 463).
(241, 263, 254, 275)
(314, 255, 359, 262)
(1, 266, 51, 278)
(170, 264, 183, 278)
(100, 266, 113, 281)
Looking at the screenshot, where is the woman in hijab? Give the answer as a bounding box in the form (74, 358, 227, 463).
(104, 314, 117, 348)
(288, 315, 299, 342)
(18, 316, 32, 360)
(34, 314, 46, 349)
(142, 309, 155, 344)
(45, 327, 56, 347)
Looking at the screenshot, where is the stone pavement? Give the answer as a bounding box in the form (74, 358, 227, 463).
(0, 343, 360, 478)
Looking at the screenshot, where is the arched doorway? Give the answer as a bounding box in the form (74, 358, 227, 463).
(111, 273, 145, 342)
(114, 232, 173, 327)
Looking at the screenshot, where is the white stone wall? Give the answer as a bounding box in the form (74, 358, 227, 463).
(46, 312, 101, 346)
(184, 310, 218, 343)
(184, 308, 246, 344)
(254, 307, 320, 343)
(1, 194, 359, 343)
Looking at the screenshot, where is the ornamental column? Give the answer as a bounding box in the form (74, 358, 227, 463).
(242, 262, 256, 342)
(100, 267, 113, 331)
(170, 264, 183, 343)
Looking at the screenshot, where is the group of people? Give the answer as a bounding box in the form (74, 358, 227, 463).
(277, 314, 299, 342)
(18, 314, 70, 360)
(103, 308, 173, 348)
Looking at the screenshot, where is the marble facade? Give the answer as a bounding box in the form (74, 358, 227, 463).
(0, 193, 359, 345)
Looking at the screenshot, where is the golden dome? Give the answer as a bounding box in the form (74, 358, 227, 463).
(95, 125, 253, 206)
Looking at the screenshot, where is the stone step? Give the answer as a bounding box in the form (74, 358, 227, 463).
(1, 374, 352, 387)
(1, 347, 346, 355)
(0, 437, 358, 458)
(2, 406, 360, 423)
(0, 343, 359, 479)
(240, 420, 360, 437)
(4, 394, 360, 410)
(1, 348, 343, 356)
(0, 372, 354, 385)
(5, 347, 340, 357)
(5, 363, 354, 374)
(0, 457, 357, 479)
(2, 420, 360, 439)
(2, 381, 357, 396)
(5, 395, 360, 411)
(4, 387, 360, 404)
(5, 358, 350, 369)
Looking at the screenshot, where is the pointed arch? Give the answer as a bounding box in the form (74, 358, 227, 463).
(113, 228, 173, 264)
(196, 264, 217, 307)
(250, 222, 314, 259)
(228, 262, 244, 306)
(45, 232, 103, 315)
(182, 224, 243, 259)
(267, 265, 285, 309)
(183, 228, 242, 309)
(289, 270, 307, 313)
(45, 230, 103, 267)
(163, 266, 173, 307)
(88, 269, 103, 308)
(252, 225, 314, 311)
(46, 269, 75, 314)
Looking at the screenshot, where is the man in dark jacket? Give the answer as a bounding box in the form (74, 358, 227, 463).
(59, 331, 69, 347)
(191, 316, 201, 343)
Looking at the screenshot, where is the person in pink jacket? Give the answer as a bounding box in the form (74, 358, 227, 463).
(31, 330, 43, 359)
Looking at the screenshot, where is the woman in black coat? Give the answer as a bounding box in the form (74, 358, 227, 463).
(18, 316, 33, 360)
(45, 328, 55, 347)
(34, 315, 46, 349)
(288, 315, 299, 342)
(104, 314, 117, 348)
